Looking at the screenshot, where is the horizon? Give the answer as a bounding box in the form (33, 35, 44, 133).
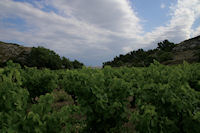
(0, 0, 200, 66)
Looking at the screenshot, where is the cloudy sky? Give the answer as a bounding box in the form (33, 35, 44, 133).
(0, 0, 200, 66)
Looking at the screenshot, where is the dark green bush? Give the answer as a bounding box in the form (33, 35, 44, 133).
(27, 47, 62, 70)
(21, 67, 58, 100)
(157, 51, 173, 62)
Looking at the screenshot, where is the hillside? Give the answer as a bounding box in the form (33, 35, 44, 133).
(0, 41, 31, 64)
(103, 35, 200, 67)
(0, 41, 84, 69)
(169, 35, 200, 64)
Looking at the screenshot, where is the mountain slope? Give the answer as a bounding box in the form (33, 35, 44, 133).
(103, 35, 200, 67)
(162, 35, 200, 65)
(0, 41, 84, 69)
(0, 41, 31, 63)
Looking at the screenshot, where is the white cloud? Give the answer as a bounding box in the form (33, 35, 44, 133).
(141, 0, 200, 48)
(0, 0, 144, 65)
(192, 26, 200, 37)
(49, 0, 143, 35)
(0, 0, 113, 56)
(161, 3, 165, 9)
(0, 0, 200, 66)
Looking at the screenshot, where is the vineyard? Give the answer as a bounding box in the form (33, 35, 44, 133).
(0, 61, 200, 133)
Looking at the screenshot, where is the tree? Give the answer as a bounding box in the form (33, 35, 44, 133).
(72, 60, 84, 69)
(157, 40, 175, 52)
(27, 47, 62, 70)
(62, 57, 73, 69)
(157, 51, 173, 62)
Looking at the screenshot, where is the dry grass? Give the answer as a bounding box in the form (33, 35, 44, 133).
(51, 89, 74, 110)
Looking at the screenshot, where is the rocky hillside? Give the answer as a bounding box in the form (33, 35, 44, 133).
(164, 35, 200, 65)
(0, 41, 31, 64)
(103, 35, 200, 67)
(0, 41, 84, 69)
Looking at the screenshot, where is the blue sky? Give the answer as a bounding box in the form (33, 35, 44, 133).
(0, 0, 200, 66)
(131, 0, 175, 32)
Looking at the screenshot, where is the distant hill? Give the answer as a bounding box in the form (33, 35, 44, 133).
(0, 41, 84, 69)
(0, 41, 31, 64)
(103, 35, 200, 67)
(170, 35, 200, 64)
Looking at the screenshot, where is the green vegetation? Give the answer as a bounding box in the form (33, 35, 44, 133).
(103, 40, 176, 67)
(0, 41, 84, 69)
(157, 40, 176, 51)
(1, 60, 200, 133)
(195, 47, 200, 62)
(26, 47, 63, 69)
(0, 68, 3, 73)
(14, 46, 84, 70)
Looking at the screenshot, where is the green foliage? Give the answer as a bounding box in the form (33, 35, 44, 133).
(1, 61, 200, 132)
(0, 62, 29, 132)
(27, 47, 62, 70)
(103, 40, 176, 67)
(157, 40, 176, 52)
(157, 51, 173, 62)
(130, 62, 200, 133)
(21, 67, 58, 100)
(72, 60, 84, 69)
(1, 60, 22, 85)
(62, 57, 73, 69)
(0, 63, 84, 132)
(27, 47, 84, 70)
(2, 45, 85, 70)
(0, 81, 29, 133)
(0, 68, 3, 74)
(58, 67, 131, 132)
(22, 94, 84, 133)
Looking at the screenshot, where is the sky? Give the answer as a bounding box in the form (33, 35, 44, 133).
(0, 0, 200, 66)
